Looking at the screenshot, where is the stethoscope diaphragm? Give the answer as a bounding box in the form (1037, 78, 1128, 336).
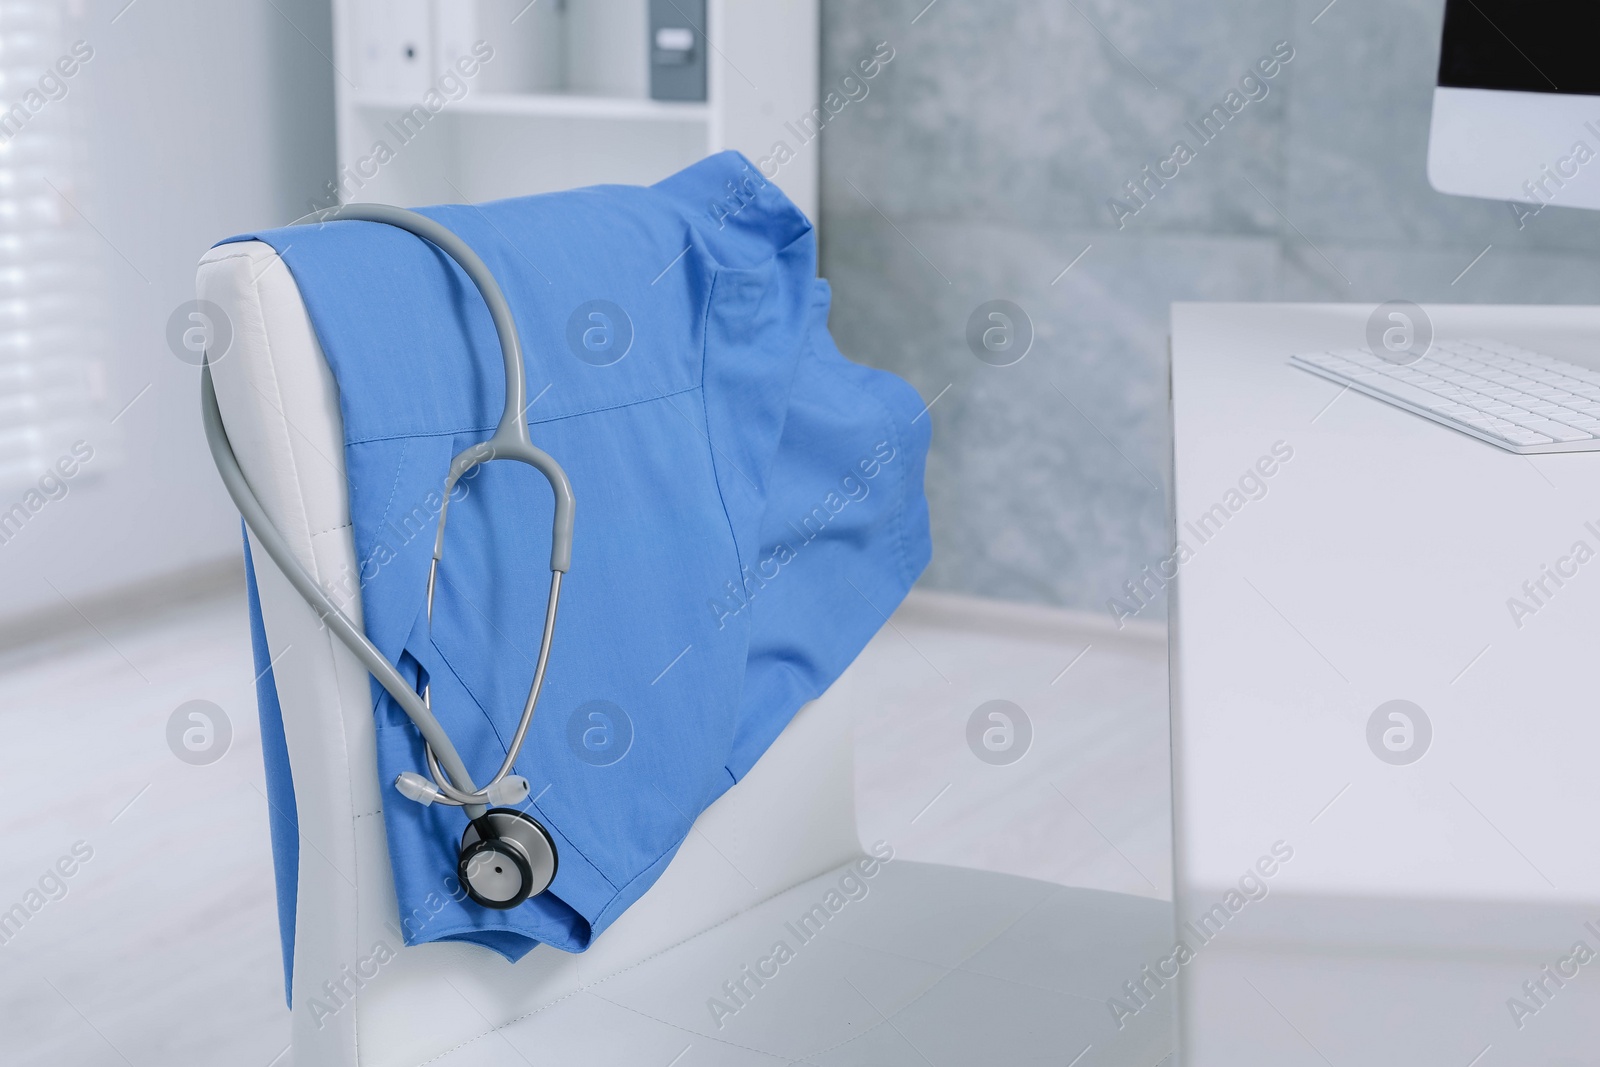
(459, 808, 559, 909)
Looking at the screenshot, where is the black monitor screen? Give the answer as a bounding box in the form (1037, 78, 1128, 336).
(1439, 1, 1600, 95)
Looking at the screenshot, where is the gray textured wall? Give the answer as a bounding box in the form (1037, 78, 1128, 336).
(817, 0, 1600, 621)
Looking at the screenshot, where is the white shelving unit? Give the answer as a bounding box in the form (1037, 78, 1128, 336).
(329, 0, 819, 218)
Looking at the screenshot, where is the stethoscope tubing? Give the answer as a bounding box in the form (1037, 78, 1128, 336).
(201, 203, 575, 826)
(201, 363, 495, 819)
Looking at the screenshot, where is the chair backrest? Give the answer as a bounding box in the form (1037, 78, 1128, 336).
(197, 240, 862, 1067)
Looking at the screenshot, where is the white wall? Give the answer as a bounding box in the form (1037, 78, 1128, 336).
(0, 0, 334, 625)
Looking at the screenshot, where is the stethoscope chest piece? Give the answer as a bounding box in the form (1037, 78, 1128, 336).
(459, 809, 558, 910)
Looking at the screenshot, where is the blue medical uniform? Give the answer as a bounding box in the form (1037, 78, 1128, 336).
(229, 152, 930, 997)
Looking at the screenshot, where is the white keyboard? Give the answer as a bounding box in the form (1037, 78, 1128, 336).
(1292, 339, 1600, 454)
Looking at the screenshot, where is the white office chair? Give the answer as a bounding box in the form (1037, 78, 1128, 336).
(198, 240, 1172, 1067)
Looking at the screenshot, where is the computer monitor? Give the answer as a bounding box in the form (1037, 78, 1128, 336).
(1428, 1, 1600, 215)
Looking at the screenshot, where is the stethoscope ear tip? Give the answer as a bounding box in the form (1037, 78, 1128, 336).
(395, 771, 442, 806)
(485, 774, 531, 806)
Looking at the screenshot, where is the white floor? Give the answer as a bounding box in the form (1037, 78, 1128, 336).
(0, 592, 289, 1067)
(847, 590, 1172, 901)
(0, 586, 1175, 1066)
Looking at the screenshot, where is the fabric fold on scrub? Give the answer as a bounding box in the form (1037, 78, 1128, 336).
(226, 151, 931, 979)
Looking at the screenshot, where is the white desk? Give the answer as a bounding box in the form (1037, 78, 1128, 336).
(1170, 304, 1600, 1066)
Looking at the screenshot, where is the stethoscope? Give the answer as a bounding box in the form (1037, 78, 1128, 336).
(200, 204, 574, 910)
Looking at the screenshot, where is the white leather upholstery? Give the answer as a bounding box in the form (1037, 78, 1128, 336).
(198, 240, 1170, 1066)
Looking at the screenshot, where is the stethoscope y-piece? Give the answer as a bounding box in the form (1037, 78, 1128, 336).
(200, 203, 574, 909)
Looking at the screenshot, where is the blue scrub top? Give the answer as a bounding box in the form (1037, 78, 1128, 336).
(228, 152, 930, 992)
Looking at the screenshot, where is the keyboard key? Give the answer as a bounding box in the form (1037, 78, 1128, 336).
(1350, 374, 1459, 413)
(1510, 416, 1593, 442)
(1502, 429, 1555, 446)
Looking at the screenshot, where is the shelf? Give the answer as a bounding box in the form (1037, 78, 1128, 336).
(334, 1, 818, 218)
(350, 92, 711, 123)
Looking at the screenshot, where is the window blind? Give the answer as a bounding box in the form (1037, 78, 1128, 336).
(0, 0, 105, 491)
